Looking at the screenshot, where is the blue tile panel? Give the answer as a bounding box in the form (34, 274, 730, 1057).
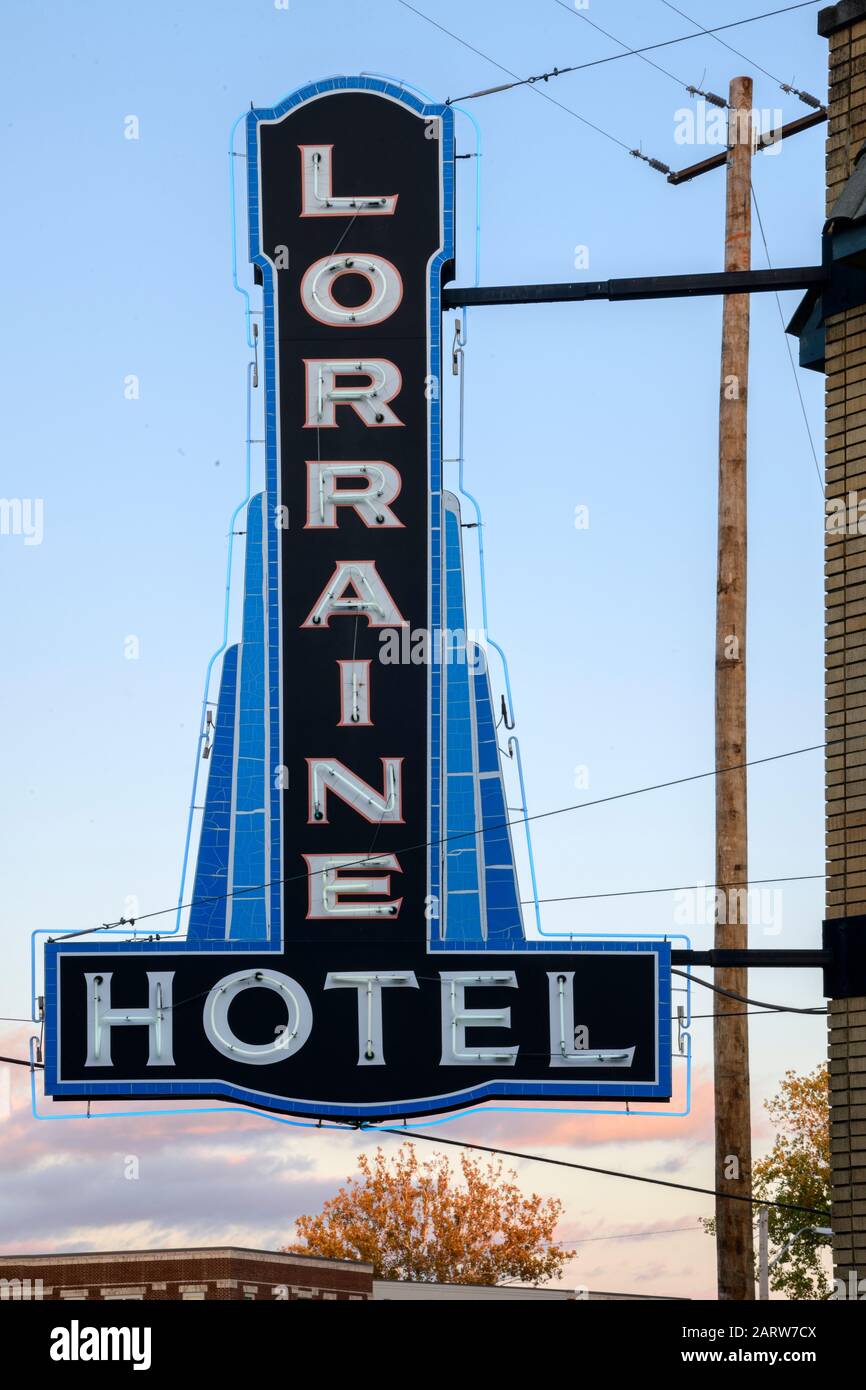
(187, 644, 238, 938)
(439, 498, 523, 944)
(471, 650, 524, 944)
(442, 501, 484, 940)
(227, 493, 268, 939)
(189, 495, 269, 942)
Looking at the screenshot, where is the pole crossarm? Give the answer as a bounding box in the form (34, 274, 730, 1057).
(669, 921, 866, 997)
(672, 948, 830, 968)
(442, 267, 825, 308)
(668, 108, 828, 185)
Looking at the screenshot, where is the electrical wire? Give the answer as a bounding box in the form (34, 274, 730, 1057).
(432, 1, 824, 103)
(558, 2, 696, 96)
(672, 969, 825, 1014)
(49, 738, 831, 940)
(0, 1049, 834, 1216)
(561, 1224, 703, 1244)
(0, 1045, 828, 1220)
(751, 184, 823, 491)
(657, 0, 823, 108)
(395, 0, 633, 149)
(687, 1008, 826, 1020)
(0, 1001, 823, 1044)
(521, 870, 823, 907)
(0, 1012, 796, 1086)
(657, 0, 787, 86)
(373, 1128, 830, 1216)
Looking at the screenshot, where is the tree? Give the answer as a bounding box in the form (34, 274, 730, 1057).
(753, 1065, 831, 1300)
(284, 1143, 573, 1285)
(702, 1064, 831, 1299)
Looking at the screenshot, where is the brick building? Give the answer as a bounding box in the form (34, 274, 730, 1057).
(0, 1248, 372, 1301)
(805, 0, 866, 1294)
(0, 1248, 683, 1301)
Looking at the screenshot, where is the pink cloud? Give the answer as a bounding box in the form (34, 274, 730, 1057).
(434, 1069, 715, 1151)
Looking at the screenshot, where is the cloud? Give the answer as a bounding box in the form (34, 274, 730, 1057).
(0, 1034, 766, 1300)
(427, 1069, 716, 1151)
(0, 1029, 340, 1253)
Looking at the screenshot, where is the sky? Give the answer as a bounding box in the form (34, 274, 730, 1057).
(0, 0, 833, 1298)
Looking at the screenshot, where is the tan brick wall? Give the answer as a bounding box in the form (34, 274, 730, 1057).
(828, 1002, 866, 1281)
(823, 0, 866, 1292)
(826, 20, 866, 214)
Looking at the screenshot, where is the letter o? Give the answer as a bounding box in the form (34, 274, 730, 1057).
(300, 253, 403, 327)
(203, 969, 312, 1065)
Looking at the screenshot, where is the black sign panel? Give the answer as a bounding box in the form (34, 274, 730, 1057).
(265, 90, 439, 939)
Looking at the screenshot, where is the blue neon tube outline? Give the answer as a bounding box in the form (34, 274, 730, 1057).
(29, 1036, 690, 1126)
(173, 361, 254, 935)
(30, 77, 683, 1126)
(173, 110, 261, 934)
(442, 100, 543, 936)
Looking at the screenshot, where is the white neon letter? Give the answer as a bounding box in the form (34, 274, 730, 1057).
(299, 145, 397, 217)
(303, 852, 402, 918)
(324, 972, 418, 1065)
(337, 659, 372, 726)
(547, 973, 636, 1069)
(300, 254, 403, 328)
(307, 758, 403, 824)
(439, 972, 519, 1066)
(85, 971, 174, 1067)
(306, 462, 403, 529)
(203, 970, 312, 1066)
(301, 560, 407, 628)
(304, 360, 403, 428)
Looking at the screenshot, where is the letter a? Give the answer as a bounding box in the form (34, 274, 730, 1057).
(302, 560, 407, 628)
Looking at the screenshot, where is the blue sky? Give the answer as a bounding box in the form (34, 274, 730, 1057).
(0, 0, 831, 1295)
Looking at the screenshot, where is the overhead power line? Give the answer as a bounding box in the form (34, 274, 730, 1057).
(568, 1224, 703, 1245)
(396, 0, 633, 150)
(657, 0, 823, 107)
(422, 1, 825, 104)
(659, 0, 787, 86)
(672, 969, 825, 1015)
(688, 1007, 827, 1020)
(49, 738, 830, 941)
(374, 1128, 830, 1217)
(560, 1, 705, 100)
(750, 184, 823, 492)
(522, 870, 823, 907)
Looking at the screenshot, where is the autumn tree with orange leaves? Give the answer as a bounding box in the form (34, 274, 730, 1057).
(284, 1143, 573, 1285)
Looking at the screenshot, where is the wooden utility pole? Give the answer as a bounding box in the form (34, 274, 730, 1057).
(714, 74, 755, 1302)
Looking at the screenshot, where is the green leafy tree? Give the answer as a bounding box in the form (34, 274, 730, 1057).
(754, 1065, 831, 1299)
(703, 1065, 831, 1298)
